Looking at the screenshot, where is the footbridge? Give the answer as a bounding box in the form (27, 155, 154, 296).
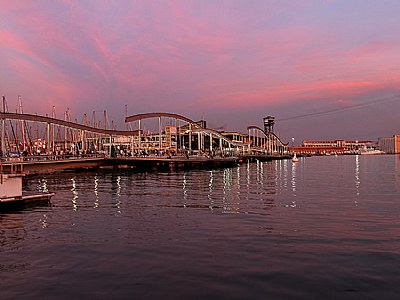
(125, 112, 250, 157)
(0, 112, 138, 156)
(0, 109, 289, 170)
(247, 125, 289, 155)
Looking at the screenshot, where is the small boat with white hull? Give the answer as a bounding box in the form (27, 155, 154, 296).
(360, 149, 385, 155)
(0, 159, 55, 210)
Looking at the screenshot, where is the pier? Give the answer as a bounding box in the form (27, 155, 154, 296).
(0, 98, 290, 173)
(0, 154, 291, 174)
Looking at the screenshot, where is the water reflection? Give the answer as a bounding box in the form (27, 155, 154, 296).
(116, 176, 122, 212)
(222, 168, 233, 213)
(182, 172, 188, 207)
(208, 170, 214, 210)
(47, 156, 400, 217)
(40, 214, 48, 228)
(282, 160, 288, 190)
(173, 162, 279, 214)
(55, 160, 294, 214)
(355, 155, 360, 201)
(37, 178, 49, 193)
(246, 162, 251, 204)
(94, 176, 99, 208)
(291, 160, 297, 193)
(3, 156, 400, 300)
(71, 177, 78, 211)
(111, 175, 122, 213)
(0, 214, 26, 248)
(236, 166, 248, 213)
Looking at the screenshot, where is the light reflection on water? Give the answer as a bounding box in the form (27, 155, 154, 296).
(2, 155, 400, 299)
(71, 177, 78, 211)
(355, 155, 360, 199)
(94, 175, 99, 209)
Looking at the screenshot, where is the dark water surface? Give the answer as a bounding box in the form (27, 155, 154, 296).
(1, 155, 400, 299)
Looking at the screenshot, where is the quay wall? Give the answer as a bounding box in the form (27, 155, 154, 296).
(1, 154, 290, 174)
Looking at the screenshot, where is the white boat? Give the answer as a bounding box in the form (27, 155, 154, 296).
(292, 153, 299, 162)
(0, 172, 55, 208)
(360, 149, 385, 155)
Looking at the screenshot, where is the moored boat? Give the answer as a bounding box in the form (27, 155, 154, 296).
(0, 172, 55, 210)
(360, 149, 385, 155)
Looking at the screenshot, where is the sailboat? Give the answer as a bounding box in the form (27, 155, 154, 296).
(292, 152, 299, 162)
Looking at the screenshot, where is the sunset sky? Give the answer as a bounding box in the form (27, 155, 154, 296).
(1, 0, 400, 143)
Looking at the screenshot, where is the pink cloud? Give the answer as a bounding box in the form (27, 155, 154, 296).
(0, 0, 400, 139)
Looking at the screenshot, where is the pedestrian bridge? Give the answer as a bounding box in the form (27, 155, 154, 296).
(0, 111, 288, 158)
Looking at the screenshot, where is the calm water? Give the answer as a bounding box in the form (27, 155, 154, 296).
(1, 155, 400, 299)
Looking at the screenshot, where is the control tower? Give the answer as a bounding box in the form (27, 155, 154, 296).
(263, 116, 275, 134)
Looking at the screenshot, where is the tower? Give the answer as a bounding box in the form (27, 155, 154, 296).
(263, 116, 275, 134)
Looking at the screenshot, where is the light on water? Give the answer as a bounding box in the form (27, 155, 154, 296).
(2, 155, 400, 299)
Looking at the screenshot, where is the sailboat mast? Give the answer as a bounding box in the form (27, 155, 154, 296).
(1, 96, 6, 155)
(18, 95, 26, 151)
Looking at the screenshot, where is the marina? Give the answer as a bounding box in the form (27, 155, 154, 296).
(2, 1, 400, 299)
(0, 98, 293, 174)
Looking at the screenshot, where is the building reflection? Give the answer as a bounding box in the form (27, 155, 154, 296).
(282, 159, 288, 190)
(291, 160, 297, 194)
(40, 213, 48, 228)
(59, 160, 285, 215)
(38, 178, 49, 193)
(94, 175, 99, 208)
(208, 170, 214, 210)
(222, 167, 241, 214)
(355, 155, 360, 200)
(111, 174, 122, 213)
(182, 172, 188, 207)
(197, 161, 279, 214)
(246, 162, 251, 202)
(71, 177, 78, 211)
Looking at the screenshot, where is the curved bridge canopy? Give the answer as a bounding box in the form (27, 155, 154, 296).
(126, 112, 250, 149)
(192, 127, 250, 147)
(247, 125, 289, 146)
(125, 112, 202, 128)
(1, 112, 138, 136)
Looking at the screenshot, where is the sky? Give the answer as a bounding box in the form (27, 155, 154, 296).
(1, 0, 400, 143)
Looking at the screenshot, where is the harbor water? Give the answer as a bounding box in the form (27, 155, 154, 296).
(1, 155, 400, 299)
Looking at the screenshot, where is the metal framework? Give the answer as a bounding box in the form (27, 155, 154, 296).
(0, 110, 288, 158)
(247, 125, 289, 155)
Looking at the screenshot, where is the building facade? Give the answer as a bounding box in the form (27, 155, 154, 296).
(289, 139, 375, 155)
(378, 135, 400, 154)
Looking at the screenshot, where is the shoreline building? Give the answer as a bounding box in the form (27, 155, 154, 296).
(378, 135, 400, 154)
(290, 140, 374, 155)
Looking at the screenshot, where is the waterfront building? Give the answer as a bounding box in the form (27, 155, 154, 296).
(378, 135, 400, 154)
(290, 139, 374, 155)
